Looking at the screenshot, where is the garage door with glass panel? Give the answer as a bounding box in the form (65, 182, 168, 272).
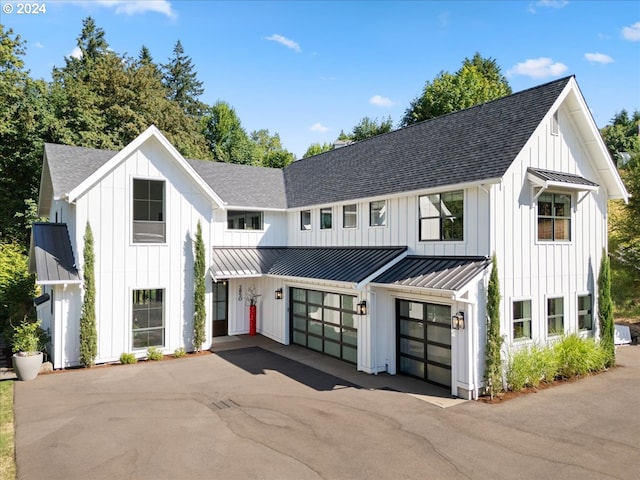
(290, 288, 357, 364)
(396, 299, 451, 388)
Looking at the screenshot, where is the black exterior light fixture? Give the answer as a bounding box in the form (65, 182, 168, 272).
(275, 288, 283, 300)
(356, 300, 367, 315)
(452, 311, 465, 330)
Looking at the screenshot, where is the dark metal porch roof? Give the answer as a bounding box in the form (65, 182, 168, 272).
(210, 246, 407, 283)
(527, 167, 599, 189)
(371, 256, 491, 292)
(29, 223, 81, 285)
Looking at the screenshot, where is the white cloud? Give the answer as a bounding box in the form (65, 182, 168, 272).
(369, 95, 395, 107)
(34, 42, 44, 49)
(622, 21, 640, 41)
(265, 34, 301, 53)
(528, 0, 568, 13)
(63, 1, 176, 19)
(69, 47, 83, 60)
(584, 52, 614, 64)
(507, 57, 568, 79)
(309, 123, 329, 133)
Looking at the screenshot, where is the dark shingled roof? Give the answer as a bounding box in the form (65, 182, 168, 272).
(372, 256, 491, 292)
(44, 143, 116, 197)
(211, 246, 407, 283)
(29, 223, 81, 284)
(187, 159, 286, 209)
(284, 76, 572, 208)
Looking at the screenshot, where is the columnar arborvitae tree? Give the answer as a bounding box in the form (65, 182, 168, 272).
(484, 254, 503, 397)
(598, 249, 615, 367)
(79, 222, 97, 367)
(193, 221, 206, 352)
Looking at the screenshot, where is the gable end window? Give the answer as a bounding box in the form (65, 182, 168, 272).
(227, 210, 264, 230)
(300, 210, 311, 230)
(578, 294, 592, 331)
(370, 200, 386, 227)
(538, 192, 571, 241)
(547, 297, 564, 336)
(343, 204, 357, 228)
(132, 289, 164, 349)
(320, 207, 333, 229)
(133, 179, 165, 243)
(419, 190, 464, 241)
(513, 300, 532, 340)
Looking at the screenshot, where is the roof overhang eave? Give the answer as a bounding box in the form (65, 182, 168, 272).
(35, 279, 82, 286)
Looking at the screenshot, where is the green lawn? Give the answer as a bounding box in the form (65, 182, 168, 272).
(0, 380, 16, 480)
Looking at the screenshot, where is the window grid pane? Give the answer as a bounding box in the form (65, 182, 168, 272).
(133, 179, 165, 243)
(320, 208, 332, 229)
(419, 191, 463, 241)
(513, 300, 532, 339)
(343, 204, 357, 228)
(132, 288, 165, 348)
(370, 201, 386, 226)
(538, 193, 571, 241)
(547, 297, 564, 336)
(578, 295, 593, 330)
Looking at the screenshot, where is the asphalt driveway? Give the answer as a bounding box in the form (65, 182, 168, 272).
(13, 338, 640, 480)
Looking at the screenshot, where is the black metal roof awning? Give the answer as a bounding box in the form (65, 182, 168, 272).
(210, 246, 407, 284)
(29, 223, 81, 285)
(370, 256, 491, 293)
(527, 167, 599, 191)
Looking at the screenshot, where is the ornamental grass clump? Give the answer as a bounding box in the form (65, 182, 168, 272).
(119, 352, 137, 364)
(146, 346, 163, 361)
(553, 334, 607, 379)
(507, 343, 558, 391)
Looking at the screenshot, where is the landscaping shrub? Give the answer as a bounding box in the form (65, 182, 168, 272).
(146, 346, 163, 361)
(553, 334, 607, 379)
(119, 352, 137, 364)
(506, 335, 607, 392)
(173, 347, 186, 358)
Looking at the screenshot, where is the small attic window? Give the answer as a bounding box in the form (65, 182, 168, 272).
(551, 112, 559, 136)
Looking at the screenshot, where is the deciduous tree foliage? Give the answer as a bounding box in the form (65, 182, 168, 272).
(79, 222, 97, 367)
(401, 53, 511, 126)
(0, 241, 36, 337)
(350, 116, 393, 141)
(303, 142, 334, 158)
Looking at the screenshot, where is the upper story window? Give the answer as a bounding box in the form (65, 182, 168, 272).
(538, 192, 571, 241)
(343, 204, 357, 228)
(578, 294, 593, 331)
(300, 210, 311, 230)
(547, 297, 564, 336)
(419, 190, 463, 241)
(369, 200, 386, 227)
(513, 299, 532, 340)
(133, 179, 165, 243)
(227, 210, 263, 230)
(320, 207, 333, 229)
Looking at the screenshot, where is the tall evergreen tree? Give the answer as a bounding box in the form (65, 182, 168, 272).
(193, 221, 206, 352)
(162, 40, 205, 117)
(598, 249, 615, 367)
(484, 254, 503, 398)
(79, 222, 97, 367)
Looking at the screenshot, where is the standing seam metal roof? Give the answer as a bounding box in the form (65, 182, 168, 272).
(29, 223, 81, 284)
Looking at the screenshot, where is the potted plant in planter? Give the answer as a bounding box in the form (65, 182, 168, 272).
(11, 320, 47, 381)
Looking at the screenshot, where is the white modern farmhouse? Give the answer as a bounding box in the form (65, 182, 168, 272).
(30, 76, 628, 399)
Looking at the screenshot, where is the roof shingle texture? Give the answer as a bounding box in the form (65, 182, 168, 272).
(284, 76, 572, 208)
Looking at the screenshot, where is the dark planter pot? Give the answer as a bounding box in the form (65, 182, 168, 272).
(12, 352, 43, 381)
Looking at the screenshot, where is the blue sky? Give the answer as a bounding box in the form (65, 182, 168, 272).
(2, 0, 639, 158)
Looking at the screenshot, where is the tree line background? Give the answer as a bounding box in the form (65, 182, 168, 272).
(1, 17, 638, 334)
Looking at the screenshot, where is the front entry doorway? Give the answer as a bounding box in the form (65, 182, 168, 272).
(212, 280, 228, 337)
(396, 299, 451, 388)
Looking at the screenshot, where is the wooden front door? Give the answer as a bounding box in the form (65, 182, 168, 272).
(212, 280, 228, 337)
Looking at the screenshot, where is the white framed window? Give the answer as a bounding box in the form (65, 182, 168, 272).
(300, 210, 311, 230)
(547, 297, 564, 336)
(132, 289, 165, 349)
(343, 204, 357, 228)
(537, 192, 571, 241)
(133, 178, 165, 243)
(578, 294, 593, 331)
(369, 200, 386, 226)
(320, 207, 332, 229)
(227, 210, 263, 230)
(419, 190, 464, 241)
(513, 299, 532, 340)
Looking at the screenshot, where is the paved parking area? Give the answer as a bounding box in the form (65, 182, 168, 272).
(13, 337, 640, 479)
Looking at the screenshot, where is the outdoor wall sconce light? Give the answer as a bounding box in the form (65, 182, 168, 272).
(452, 312, 465, 330)
(275, 288, 283, 300)
(357, 300, 367, 315)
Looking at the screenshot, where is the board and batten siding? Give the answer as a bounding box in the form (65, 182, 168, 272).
(212, 210, 288, 247)
(493, 105, 607, 347)
(71, 137, 216, 364)
(286, 188, 490, 257)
